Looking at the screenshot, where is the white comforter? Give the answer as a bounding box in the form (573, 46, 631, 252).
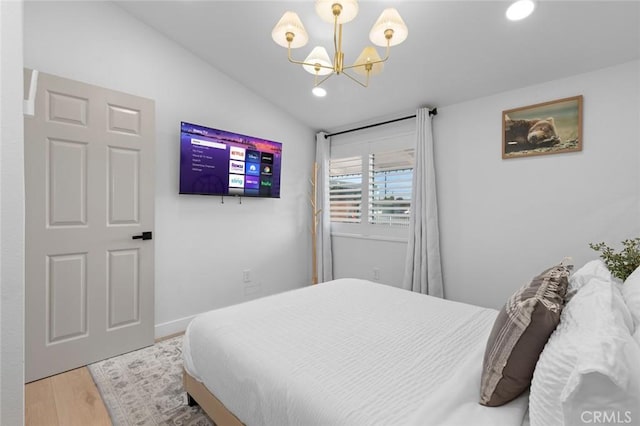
(183, 278, 528, 426)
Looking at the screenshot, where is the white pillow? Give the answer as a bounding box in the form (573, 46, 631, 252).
(568, 259, 615, 295)
(568, 259, 633, 331)
(529, 277, 639, 426)
(623, 265, 640, 332)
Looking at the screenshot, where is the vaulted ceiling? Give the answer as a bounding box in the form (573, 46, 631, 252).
(116, 1, 640, 131)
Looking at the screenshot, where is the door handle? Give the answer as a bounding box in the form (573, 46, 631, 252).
(132, 231, 152, 241)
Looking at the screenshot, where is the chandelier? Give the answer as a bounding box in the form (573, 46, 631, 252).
(271, 0, 408, 96)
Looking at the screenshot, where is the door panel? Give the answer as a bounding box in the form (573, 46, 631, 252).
(47, 253, 87, 343)
(48, 138, 88, 226)
(25, 69, 155, 382)
(108, 147, 140, 224)
(107, 104, 141, 135)
(107, 249, 140, 329)
(47, 91, 88, 126)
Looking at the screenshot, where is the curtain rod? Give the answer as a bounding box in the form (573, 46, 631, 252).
(324, 108, 437, 139)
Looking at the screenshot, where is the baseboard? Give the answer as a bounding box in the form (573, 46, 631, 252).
(154, 314, 198, 339)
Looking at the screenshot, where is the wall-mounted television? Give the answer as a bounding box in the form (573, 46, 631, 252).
(179, 121, 282, 198)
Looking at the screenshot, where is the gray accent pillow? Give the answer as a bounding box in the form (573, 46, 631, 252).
(479, 263, 572, 407)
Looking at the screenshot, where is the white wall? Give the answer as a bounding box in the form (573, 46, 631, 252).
(0, 0, 25, 424)
(333, 235, 407, 284)
(437, 60, 639, 309)
(24, 1, 315, 337)
(333, 61, 640, 310)
(20, 3, 640, 328)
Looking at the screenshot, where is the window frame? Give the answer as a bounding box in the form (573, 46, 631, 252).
(329, 123, 415, 240)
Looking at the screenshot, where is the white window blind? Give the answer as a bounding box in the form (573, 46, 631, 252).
(329, 148, 414, 228)
(329, 156, 362, 223)
(368, 148, 413, 226)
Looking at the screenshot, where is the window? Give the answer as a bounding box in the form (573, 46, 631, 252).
(329, 156, 362, 224)
(368, 149, 413, 226)
(328, 121, 415, 238)
(329, 147, 414, 233)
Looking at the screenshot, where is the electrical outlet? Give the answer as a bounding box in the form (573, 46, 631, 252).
(242, 269, 251, 283)
(373, 267, 380, 281)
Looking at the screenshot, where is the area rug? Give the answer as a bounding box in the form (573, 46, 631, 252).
(88, 335, 213, 426)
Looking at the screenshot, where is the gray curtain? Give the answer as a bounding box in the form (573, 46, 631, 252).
(402, 108, 443, 296)
(315, 132, 333, 282)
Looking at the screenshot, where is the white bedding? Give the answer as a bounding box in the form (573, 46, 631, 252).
(183, 278, 529, 426)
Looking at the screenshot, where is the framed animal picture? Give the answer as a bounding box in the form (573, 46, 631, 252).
(502, 95, 583, 159)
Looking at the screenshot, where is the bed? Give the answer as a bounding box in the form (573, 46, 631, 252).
(183, 264, 640, 426)
(182, 278, 529, 426)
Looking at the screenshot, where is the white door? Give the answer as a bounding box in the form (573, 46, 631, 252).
(25, 70, 155, 382)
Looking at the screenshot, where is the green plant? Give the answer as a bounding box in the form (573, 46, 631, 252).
(589, 237, 640, 281)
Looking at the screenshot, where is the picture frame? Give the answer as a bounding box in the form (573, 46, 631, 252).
(502, 95, 583, 159)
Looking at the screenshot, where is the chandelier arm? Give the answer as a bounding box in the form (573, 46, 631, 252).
(381, 42, 391, 61)
(315, 72, 336, 87)
(341, 70, 369, 88)
(289, 58, 335, 71)
(342, 56, 388, 71)
(341, 43, 391, 71)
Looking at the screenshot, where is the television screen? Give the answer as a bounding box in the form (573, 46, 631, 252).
(179, 122, 282, 198)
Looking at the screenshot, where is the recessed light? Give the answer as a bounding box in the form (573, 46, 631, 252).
(312, 86, 327, 97)
(506, 0, 535, 21)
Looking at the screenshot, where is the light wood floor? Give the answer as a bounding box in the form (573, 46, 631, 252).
(25, 366, 111, 426)
(25, 333, 184, 425)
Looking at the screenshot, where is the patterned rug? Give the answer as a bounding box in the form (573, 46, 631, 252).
(88, 335, 213, 426)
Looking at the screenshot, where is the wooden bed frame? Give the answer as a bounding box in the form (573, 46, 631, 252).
(183, 368, 244, 426)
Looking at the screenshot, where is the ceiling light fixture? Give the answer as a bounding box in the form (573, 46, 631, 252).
(312, 86, 327, 97)
(506, 0, 536, 21)
(271, 0, 408, 90)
